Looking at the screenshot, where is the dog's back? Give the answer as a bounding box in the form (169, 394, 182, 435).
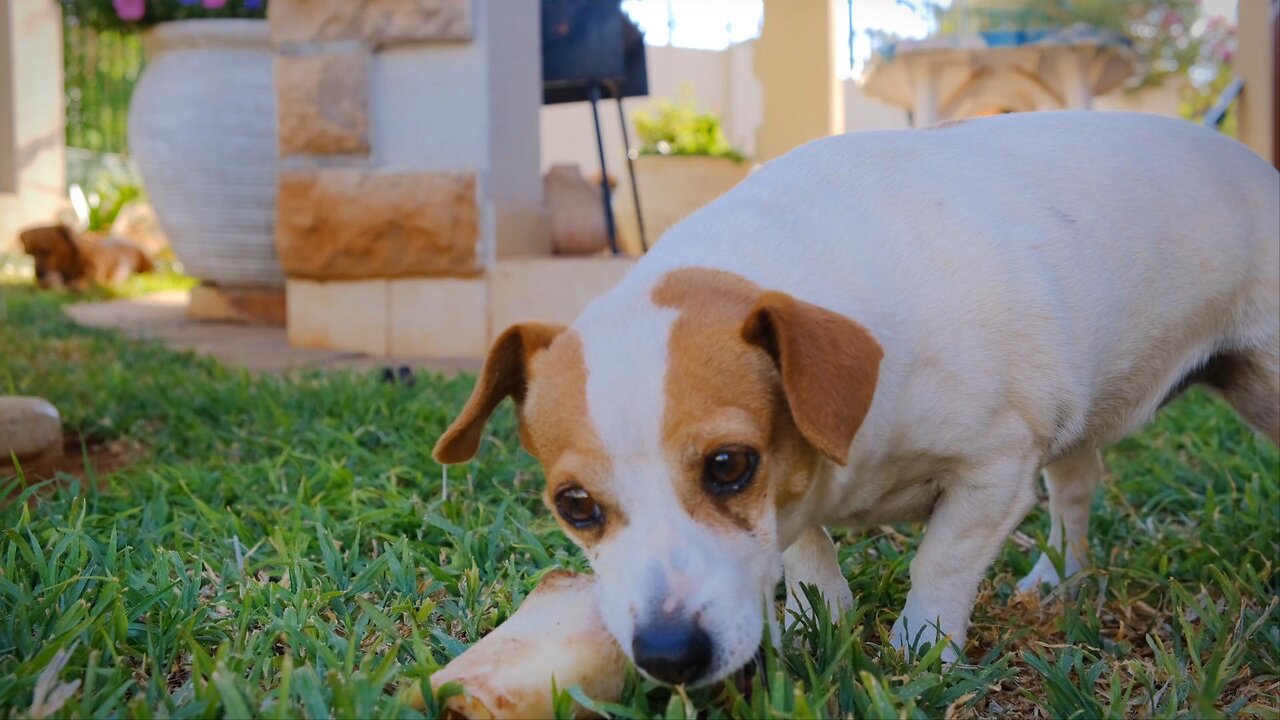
(608, 111, 1279, 458)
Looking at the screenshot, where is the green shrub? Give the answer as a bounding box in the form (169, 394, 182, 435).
(633, 87, 746, 162)
(77, 175, 144, 233)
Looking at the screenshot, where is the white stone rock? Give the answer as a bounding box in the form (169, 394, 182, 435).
(0, 396, 63, 462)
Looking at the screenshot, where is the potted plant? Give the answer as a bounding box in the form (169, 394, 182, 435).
(620, 89, 751, 251)
(84, 0, 283, 287)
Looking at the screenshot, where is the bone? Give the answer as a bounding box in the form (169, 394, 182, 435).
(409, 571, 627, 719)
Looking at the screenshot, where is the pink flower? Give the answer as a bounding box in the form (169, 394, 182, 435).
(202, 0, 228, 7)
(112, 0, 145, 21)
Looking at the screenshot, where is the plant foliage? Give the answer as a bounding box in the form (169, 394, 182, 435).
(633, 87, 746, 162)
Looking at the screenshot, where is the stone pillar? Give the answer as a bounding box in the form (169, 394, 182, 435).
(1238, 0, 1276, 165)
(485, 0, 548, 259)
(270, 0, 546, 357)
(0, 0, 67, 250)
(1060, 52, 1093, 110)
(910, 61, 940, 126)
(753, 0, 844, 161)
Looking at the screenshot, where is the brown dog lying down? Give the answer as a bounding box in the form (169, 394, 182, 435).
(19, 223, 154, 290)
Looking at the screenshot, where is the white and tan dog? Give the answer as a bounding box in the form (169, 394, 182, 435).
(435, 112, 1279, 686)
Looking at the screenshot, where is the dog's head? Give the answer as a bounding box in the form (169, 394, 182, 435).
(434, 268, 882, 686)
(19, 224, 84, 289)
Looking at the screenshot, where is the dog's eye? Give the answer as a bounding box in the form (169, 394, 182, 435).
(704, 446, 758, 495)
(555, 486, 604, 529)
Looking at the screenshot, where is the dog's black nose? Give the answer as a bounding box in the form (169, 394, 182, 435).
(632, 618, 712, 685)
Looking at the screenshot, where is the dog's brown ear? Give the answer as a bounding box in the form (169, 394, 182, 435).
(742, 291, 883, 466)
(433, 322, 566, 464)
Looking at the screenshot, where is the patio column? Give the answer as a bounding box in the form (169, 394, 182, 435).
(1060, 52, 1092, 110)
(1238, 0, 1277, 165)
(753, 0, 844, 161)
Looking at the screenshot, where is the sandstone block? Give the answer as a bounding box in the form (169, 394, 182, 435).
(187, 284, 288, 326)
(269, 0, 362, 45)
(286, 279, 389, 355)
(388, 278, 488, 357)
(362, 0, 473, 45)
(276, 53, 369, 156)
(489, 256, 634, 333)
(276, 169, 479, 280)
(269, 0, 472, 46)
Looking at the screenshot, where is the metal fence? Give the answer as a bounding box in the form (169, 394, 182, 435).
(61, 0, 145, 154)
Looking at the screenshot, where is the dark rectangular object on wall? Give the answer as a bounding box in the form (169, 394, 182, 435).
(541, 0, 649, 105)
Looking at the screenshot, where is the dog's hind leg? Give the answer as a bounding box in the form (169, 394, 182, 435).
(1210, 349, 1280, 447)
(1017, 449, 1104, 593)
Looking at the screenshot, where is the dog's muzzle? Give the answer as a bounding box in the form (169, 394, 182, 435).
(632, 615, 713, 685)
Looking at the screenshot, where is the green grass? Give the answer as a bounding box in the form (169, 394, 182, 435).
(1, 284, 1277, 718)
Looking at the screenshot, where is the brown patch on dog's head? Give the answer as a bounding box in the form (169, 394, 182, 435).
(922, 118, 969, 131)
(19, 224, 84, 288)
(433, 323, 621, 543)
(523, 331, 626, 543)
(652, 268, 883, 531)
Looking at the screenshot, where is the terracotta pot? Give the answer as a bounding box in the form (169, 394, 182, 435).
(544, 164, 610, 256)
(614, 155, 751, 255)
(128, 20, 282, 287)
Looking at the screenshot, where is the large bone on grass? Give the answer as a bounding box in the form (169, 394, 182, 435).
(410, 571, 627, 719)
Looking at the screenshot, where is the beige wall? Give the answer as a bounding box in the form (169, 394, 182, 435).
(0, 0, 67, 251)
(368, 1, 546, 261)
(1237, 0, 1276, 164)
(539, 44, 761, 177)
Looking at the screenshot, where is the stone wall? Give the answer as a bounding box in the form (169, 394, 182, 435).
(270, 0, 568, 358)
(269, 0, 483, 282)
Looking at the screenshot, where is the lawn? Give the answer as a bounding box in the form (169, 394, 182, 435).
(1, 283, 1277, 719)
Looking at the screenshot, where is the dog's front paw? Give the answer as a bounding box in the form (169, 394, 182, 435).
(784, 577, 853, 621)
(889, 613, 960, 664)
